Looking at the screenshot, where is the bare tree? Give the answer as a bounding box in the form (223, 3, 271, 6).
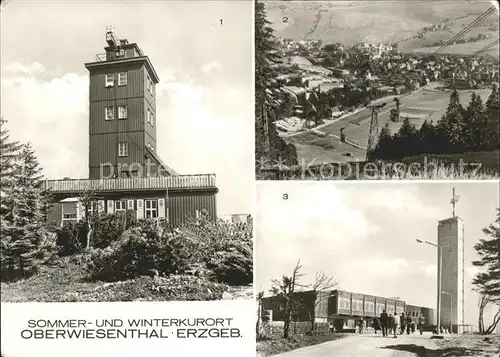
(478, 293, 500, 335)
(256, 290, 264, 337)
(78, 184, 100, 249)
(308, 271, 338, 331)
(271, 260, 307, 338)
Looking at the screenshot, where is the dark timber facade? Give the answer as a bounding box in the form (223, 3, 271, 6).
(45, 29, 218, 228)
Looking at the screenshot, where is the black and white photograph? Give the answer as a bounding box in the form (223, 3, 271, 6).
(255, 182, 500, 356)
(255, 0, 499, 180)
(0, 1, 253, 302)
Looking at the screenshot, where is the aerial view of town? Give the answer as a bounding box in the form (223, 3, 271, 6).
(255, 0, 499, 179)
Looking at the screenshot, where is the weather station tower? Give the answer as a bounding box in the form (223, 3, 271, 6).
(84, 26, 176, 179)
(437, 187, 465, 333)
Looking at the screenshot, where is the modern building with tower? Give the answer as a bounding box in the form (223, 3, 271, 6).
(44, 28, 218, 228)
(261, 203, 468, 333)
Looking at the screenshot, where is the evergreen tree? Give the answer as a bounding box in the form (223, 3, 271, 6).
(437, 89, 466, 153)
(463, 92, 487, 150)
(472, 208, 500, 304)
(394, 118, 419, 158)
(1, 143, 54, 278)
(0, 119, 23, 276)
(372, 123, 393, 160)
(418, 120, 438, 154)
(0, 118, 22, 218)
(484, 84, 500, 150)
(255, 0, 297, 168)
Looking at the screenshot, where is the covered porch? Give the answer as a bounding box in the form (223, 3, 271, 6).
(43, 174, 218, 228)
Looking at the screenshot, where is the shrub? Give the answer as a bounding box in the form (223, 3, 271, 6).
(177, 212, 254, 286)
(86, 225, 196, 282)
(91, 211, 135, 248)
(85, 210, 253, 286)
(55, 221, 87, 256)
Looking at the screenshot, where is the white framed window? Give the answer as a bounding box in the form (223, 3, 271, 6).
(85, 201, 98, 216)
(339, 297, 351, 309)
(115, 200, 127, 212)
(150, 79, 154, 95)
(118, 105, 128, 119)
(145, 199, 158, 219)
(365, 301, 374, 312)
(105, 106, 115, 120)
(62, 202, 78, 226)
(147, 109, 151, 124)
(118, 142, 128, 157)
(146, 76, 151, 92)
(150, 112, 154, 126)
(118, 72, 127, 86)
(352, 299, 362, 311)
(105, 73, 114, 87)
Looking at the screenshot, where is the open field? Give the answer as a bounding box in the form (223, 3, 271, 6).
(399, 13, 498, 55)
(265, 1, 497, 50)
(412, 38, 500, 58)
(287, 85, 493, 164)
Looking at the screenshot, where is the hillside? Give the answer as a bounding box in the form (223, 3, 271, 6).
(265, 0, 499, 54)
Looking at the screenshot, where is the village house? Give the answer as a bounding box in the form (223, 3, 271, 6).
(44, 29, 218, 228)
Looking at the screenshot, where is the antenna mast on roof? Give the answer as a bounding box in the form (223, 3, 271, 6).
(450, 186, 460, 218)
(106, 25, 119, 49)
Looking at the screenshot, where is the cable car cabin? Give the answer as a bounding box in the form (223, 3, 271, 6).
(44, 175, 218, 229)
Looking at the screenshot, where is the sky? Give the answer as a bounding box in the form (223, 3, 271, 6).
(0, 0, 253, 216)
(256, 181, 499, 328)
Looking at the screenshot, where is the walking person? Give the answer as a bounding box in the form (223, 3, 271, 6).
(380, 309, 389, 337)
(393, 313, 399, 338)
(400, 312, 406, 335)
(388, 314, 393, 335)
(418, 313, 425, 335)
(358, 319, 364, 334)
(372, 317, 380, 334)
(406, 314, 412, 335)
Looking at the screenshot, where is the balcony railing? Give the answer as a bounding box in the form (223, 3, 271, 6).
(44, 174, 216, 193)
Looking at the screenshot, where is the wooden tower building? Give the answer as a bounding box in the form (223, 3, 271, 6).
(45, 27, 218, 228)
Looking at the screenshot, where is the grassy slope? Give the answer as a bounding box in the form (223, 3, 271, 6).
(285, 87, 494, 165)
(265, 1, 498, 54)
(0, 256, 252, 302)
(434, 334, 500, 357)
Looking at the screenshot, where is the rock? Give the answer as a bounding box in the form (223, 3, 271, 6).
(222, 291, 234, 300)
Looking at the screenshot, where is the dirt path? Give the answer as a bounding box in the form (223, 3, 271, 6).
(272, 333, 440, 357)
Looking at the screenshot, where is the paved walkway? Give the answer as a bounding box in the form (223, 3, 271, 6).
(274, 333, 439, 357)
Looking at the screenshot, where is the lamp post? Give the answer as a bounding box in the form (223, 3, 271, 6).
(442, 291, 453, 334)
(417, 239, 442, 335)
